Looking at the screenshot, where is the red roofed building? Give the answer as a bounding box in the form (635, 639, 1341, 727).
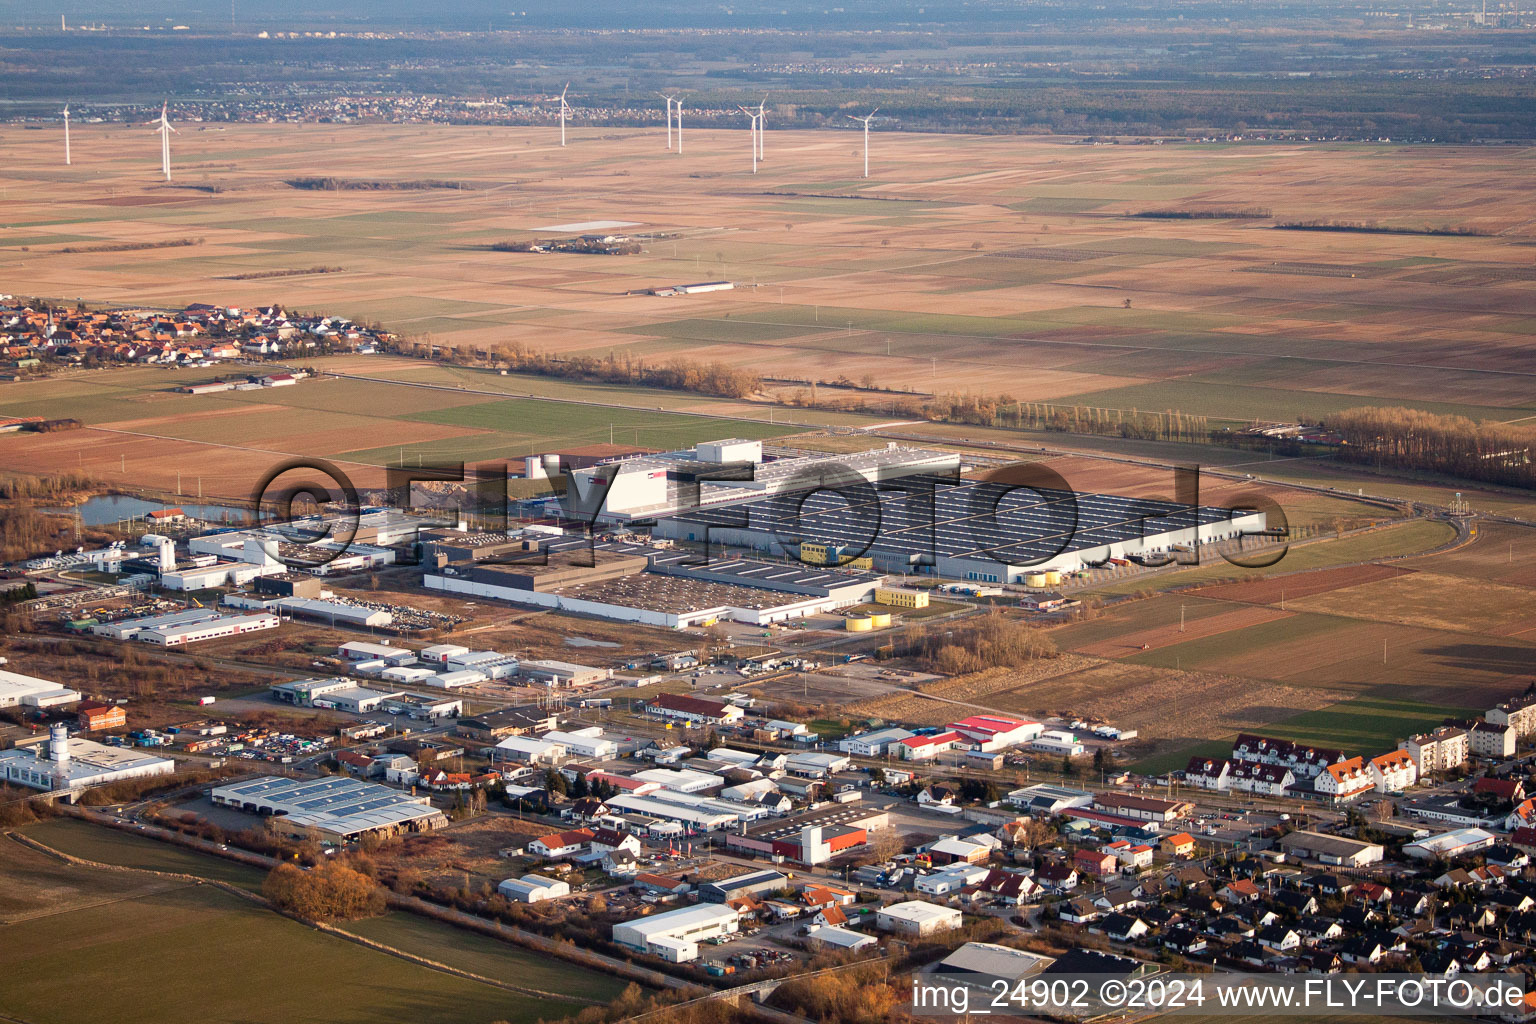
(946, 714, 1043, 751)
(646, 693, 744, 726)
(1316, 757, 1373, 804)
(897, 730, 964, 761)
(531, 827, 595, 859)
(76, 701, 126, 732)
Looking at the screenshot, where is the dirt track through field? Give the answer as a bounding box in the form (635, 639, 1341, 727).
(1072, 604, 1295, 658)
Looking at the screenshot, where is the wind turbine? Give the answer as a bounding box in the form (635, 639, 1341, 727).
(756, 96, 767, 162)
(675, 96, 684, 155)
(146, 101, 177, 181)
(63, 103, 71, 166)
(849, 108, 878, 179)
(661, 93, 677, 149)
(737, 105, 760, 173)
(553, 84, 571, 146)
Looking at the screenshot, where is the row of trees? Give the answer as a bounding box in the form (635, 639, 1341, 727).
(414, 342, 763, 400)
(1327, 406, 1535, 489)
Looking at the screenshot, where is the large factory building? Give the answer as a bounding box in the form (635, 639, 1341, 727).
(655, 475, 1267, 581)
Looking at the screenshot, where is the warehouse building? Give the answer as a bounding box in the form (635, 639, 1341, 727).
(456, 705, 560, 741)
(211, 775, 446, 842)
(646, 693, 744, 726)
(605, 793, 738, 831)
(497, 873, 571, 903)
(381, 693, 462, 720)
(877, 900, 963, 937)
(1277, 830, 1385, 867)
(491, 735, 567, 764)
(541, 728, 620, 759)
(269, 597, 393, 628)
(612, 903, 740, 963)
(0, 723, 174, 796)
(560, 441, 958, 523)
(92, 607, 223, 641)
(656, 475, 1267, 580)
(0, 668, 81, 708)
(724, 806, 888, 863)
(133, 612, 280, 647)
(839, 727, 917, 757)
(520, 659, 611, 688)
(339, 641, 416, 665)
(698, 869, 788, 903)
(270, 677, 357, 706)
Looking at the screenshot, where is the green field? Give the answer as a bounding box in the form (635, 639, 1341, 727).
(1085, 519, 1457, 597)
(1130, 694, 1474, 774)
(3, 821, 624, 1024)
(23, 818, 268, 890)
(0, 881, 582, 1024)
(340, 913, 630, 1001)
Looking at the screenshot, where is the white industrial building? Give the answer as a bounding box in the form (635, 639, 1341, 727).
(839, 728, 916, 757)
(424, 670, 486, 689)
(134, 612, 280, 647)
(419, 644, 471, 665)
(339, 641, 416, 665)
(631, 767, 720, 794)
(380, 666, 438, 686)
(876, 900, 964, 937)
(1029, 730, 1085, 756)
(540, 728, 619, 759)
(0, 668, 81, 708)
(520, 659, 611, 687)
(558, 440, 958, 523)
(491, 736, 567, 764)
(497, 874, 571, 903)
(0, 724, 174, 797)
(446, 650, 521, 680)
(93, 607, 223, 641)
(612, 903, 740, 962)
(269, 597, 393, 628)
(605, 793, 738, 831)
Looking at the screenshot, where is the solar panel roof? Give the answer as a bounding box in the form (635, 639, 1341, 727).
(668, 475, 1256, 567)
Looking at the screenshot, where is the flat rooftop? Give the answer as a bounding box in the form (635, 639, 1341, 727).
(649, 551, 885, 590)
(535, 573, 815, 614)
(669, 475, 1257, 564)
(212, 774, 443, 835)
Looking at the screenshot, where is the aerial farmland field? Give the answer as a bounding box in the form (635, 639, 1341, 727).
(0, 123, 1532, 427)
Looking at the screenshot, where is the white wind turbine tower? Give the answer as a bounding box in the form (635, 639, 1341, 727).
(755, 96, 766, 162)
(661, 93, 677, 149)
(849, 108, 878, 178)
(553, 84, 571, 146)
(146, 101, 177, 181)
(675, 96, 684, 154)
(737, 105, 760, 173)
(63, 103, 71, 166)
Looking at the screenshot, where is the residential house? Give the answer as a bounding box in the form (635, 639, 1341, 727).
(1183, 756, 1231, 791)
(531, 827, 595, 859)
(1229, 760, 1295, 796)
(1471, 720, 1517, 759)
(1399, 727, 1469, 777)
(1315, 757, 1374, 804)
(1161, 832, 1196, 858)
(1368, 750, 1418, 793)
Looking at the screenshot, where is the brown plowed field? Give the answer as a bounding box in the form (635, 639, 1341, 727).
(1073, 604, 1294, 658)
(1189, 564, 1415, 604)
